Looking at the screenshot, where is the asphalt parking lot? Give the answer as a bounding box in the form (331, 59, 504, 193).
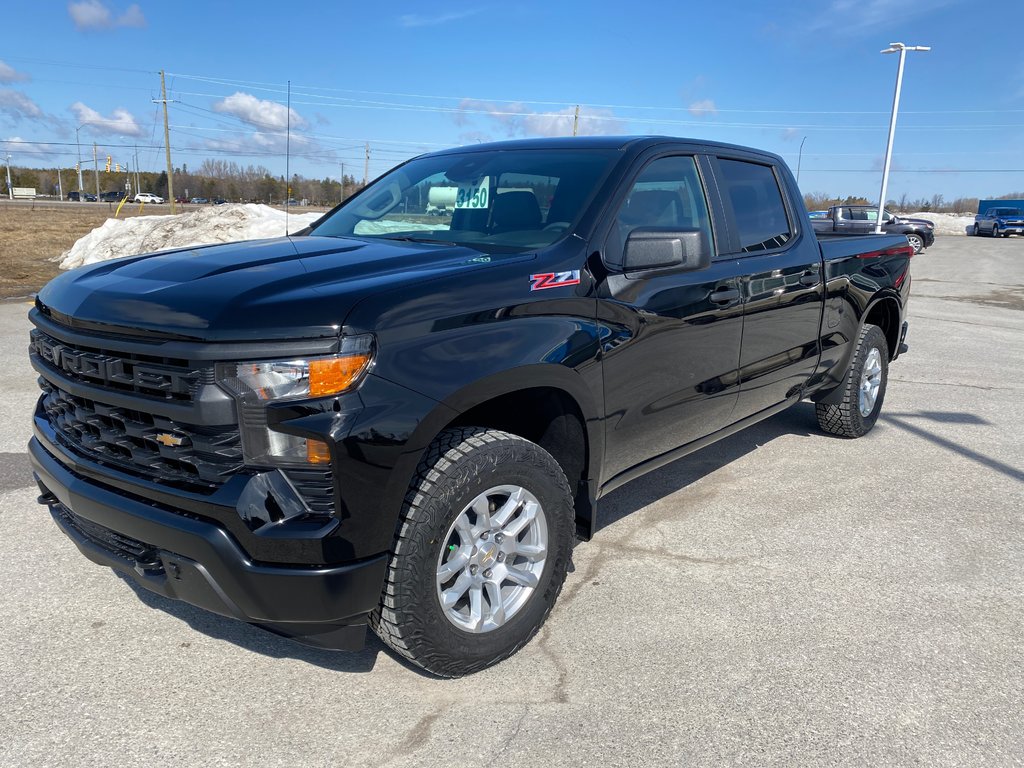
(1, 235, 1021, 767)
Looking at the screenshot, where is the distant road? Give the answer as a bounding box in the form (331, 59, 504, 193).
(0, 199, 331, 213)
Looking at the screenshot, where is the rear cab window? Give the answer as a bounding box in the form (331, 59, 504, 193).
(716, 158, 793, 254)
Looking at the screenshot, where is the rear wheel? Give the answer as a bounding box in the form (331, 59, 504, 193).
(370, 427, 575, 677)
(972, 224, 979, 236)
(816, 323, 889, 438)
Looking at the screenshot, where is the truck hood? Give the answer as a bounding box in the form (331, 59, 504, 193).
(895, 216, 934, 228)
(37, 235, 513, 341)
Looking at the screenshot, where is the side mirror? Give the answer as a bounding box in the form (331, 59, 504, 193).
(623, 227, 710, 273)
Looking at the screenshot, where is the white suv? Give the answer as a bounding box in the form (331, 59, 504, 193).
(133, 192, 164, 204)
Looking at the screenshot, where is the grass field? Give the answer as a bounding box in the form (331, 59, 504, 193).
(0, 202, 170, 299)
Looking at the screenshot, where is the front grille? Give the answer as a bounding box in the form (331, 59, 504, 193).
(40, 379, 243, 488)
(30, 328, 207, 402)
(54, 504, 163, 572)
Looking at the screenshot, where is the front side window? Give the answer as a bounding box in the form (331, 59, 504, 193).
(310, 149, 617, 253)
(717, 158, 793, 253)
(605, 155, 713, 268)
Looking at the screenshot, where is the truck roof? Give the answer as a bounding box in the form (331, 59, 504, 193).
(427, 135, 784, 161)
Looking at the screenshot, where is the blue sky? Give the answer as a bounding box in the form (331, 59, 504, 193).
(1, 0, 1020, 202)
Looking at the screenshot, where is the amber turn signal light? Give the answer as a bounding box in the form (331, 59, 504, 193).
(309, 353, 372, 397)
(306, 438, 332, 464)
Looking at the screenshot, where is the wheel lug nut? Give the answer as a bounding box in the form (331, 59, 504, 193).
(494, 533, 504, 544)
(483, 568, 493, 579)
(480, 531, 489, 540)
(470, 565, 479, 575)
(497, 552, 505, 562)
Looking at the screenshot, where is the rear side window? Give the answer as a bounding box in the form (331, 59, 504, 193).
(718, 159, 792, 253)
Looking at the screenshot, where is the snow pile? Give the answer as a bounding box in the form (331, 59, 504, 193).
(353, 219, 443, 235)
(59, 204, 322, 269)
(905, 211, 973, 237)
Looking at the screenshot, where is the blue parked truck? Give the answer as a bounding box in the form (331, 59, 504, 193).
(974, 202, 1024, 237)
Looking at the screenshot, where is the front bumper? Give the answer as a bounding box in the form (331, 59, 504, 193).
(30, 437, 387, 650)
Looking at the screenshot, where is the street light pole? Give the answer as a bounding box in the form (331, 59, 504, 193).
(5, 154, 12, 200)
(875, 42, 930, 233)
(93, 143, 100, 200)
(75, 126, 85, 196)
(796, 136, 807, 185)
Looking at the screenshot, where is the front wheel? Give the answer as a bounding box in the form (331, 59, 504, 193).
(973, 224, 979, 236)
(816, 323, 889, 438)
(992, 225, 1000, 238)
(905, 233, 924, 253)
(370, 427, 575, 677)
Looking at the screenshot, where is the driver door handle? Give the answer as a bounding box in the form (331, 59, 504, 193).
(709, 287, 741, 304)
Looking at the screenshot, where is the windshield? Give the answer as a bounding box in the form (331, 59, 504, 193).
(993, 208, 1022, 217)
(309, 148, 619, 252)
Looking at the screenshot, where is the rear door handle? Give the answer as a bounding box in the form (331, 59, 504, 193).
(799, 272, 820, 286)
(709, 287, 741, 304)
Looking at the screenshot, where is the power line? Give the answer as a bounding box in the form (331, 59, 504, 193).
(165, 71, 1024, 115)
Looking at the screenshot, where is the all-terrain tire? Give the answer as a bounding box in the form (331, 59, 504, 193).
(815, 324, 889, 438)
(370, 427, 575, 677)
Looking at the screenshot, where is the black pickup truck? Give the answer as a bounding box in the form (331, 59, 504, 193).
(811, 204, 934, 254)
(29, 137, 912, 676)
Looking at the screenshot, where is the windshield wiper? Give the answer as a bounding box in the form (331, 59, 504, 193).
(382, 235, 461, 246)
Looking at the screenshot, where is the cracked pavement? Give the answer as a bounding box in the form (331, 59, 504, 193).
(1, 235, 1022, 766)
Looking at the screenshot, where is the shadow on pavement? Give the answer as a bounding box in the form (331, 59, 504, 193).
(882, 411, 1023, 482)
(114, 572, 410, 675)
(598, 401, 823, 531)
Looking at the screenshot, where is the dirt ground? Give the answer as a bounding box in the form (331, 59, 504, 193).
(0, 202, 174, 299)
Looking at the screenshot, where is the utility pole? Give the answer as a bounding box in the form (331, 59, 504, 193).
(875, 42, 930, 233)
(134, 143, 140, 194)
(340, 162, 345, 203)
(4, 154, 12, 200)
(57, 168, 63, 200)
(363, 143, 370, 188)
(573, 105, 580, 136)
(93, 143, 100, 200)
(156, 70, 176, 212)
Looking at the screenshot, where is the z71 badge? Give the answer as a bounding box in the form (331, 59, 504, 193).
(530, 271, 581, 291)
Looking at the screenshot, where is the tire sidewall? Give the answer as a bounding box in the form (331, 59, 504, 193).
(849, 325, 889, 434)
(399, 435, 573, 669)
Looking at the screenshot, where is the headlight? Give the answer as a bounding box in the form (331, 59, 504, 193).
(216, 334, 373, 466)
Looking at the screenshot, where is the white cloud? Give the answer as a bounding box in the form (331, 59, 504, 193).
(212, 92, 308, 131)
(456, 100, 626, 138)
(808, 0, 957, 32)
(399, 9, 482, 27)
(71, 101, 144, 136)
(0, 60, 30, 84)
(688, 99, 717, 117)
(0, 89, 44, 120)
(68, 1, 146, 30)
(1, 136, 58, 156)
(200, 130, 316, 157)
